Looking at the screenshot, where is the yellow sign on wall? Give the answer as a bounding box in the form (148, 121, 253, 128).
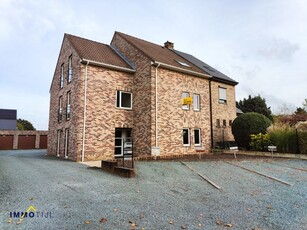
(182, 97, 193, 105)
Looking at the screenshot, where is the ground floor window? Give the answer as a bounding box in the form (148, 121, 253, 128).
(64, 128, 69, 159)
(183, 128, 190, 146)
(194, 128, 201, 145)
(56, 130, 61, 157)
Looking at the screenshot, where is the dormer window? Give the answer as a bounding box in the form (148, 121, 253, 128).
(176, 60, 191, 67)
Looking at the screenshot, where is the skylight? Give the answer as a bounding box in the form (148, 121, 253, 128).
(176, 60, 191, 67)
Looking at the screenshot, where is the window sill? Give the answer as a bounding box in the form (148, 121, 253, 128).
(116, 107, 133, 110)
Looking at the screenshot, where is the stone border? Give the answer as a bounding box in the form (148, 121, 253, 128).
(222, 149, 307, 160)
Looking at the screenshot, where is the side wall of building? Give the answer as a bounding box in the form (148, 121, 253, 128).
(211, 81, 237, 145)
(48, 37, 82, 161)
(111, 34, 153, 156)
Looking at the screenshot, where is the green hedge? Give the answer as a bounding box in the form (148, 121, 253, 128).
(232, 112, 272, 149)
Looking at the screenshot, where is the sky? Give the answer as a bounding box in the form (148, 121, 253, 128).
(0, 0, 306, 130)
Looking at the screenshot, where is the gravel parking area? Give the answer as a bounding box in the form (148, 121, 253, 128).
(0, 150, 306, 229)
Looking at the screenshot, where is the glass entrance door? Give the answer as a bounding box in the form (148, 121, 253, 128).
(114, 128, 131, 157)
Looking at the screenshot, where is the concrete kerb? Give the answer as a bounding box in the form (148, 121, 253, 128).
(222, 150, 307, 160)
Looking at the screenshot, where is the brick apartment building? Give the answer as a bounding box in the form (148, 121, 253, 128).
(48, 32, 238, 161)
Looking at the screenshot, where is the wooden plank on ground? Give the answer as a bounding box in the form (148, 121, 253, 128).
(180, 161, 221, 190)
(225, 161, 292, 186)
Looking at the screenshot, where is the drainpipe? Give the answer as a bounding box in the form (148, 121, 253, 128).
(209, 79, 214, 149)
(81, 61, 89, 162)
(155, 63, 160, 147)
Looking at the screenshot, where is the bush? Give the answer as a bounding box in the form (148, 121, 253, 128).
(232, 112, 272, 149)
(267, 123, 298, 153)
(296, 122, 307, 154)
(250, 133, 271, 151)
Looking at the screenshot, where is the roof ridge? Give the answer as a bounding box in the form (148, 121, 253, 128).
(115, 31, 164, 49)
(65, 33, 109, 47)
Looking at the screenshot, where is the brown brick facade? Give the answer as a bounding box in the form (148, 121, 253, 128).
(211, 81, 237, 145)
(48, 33, 238, 161)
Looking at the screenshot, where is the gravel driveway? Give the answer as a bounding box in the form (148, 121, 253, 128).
(0, 150, 306, 229)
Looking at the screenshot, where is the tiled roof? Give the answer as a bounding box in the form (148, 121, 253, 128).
(115, 32, 237, 84)
(174, 50, 238, 85)
(114, 32, 206, 75)
(65, 34, 132, 69)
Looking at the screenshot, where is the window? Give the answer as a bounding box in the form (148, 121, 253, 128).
(60, 64, 64, 89)
(194, 128, 201, 146)
(116, 91, 132, 109)
(56, 130, 61, 157)
(66, 91, 71, 120)
(229, 120, 232, 127)
(193, 94, 200, 111)
(216, 119, 220, 128)
(176, 60, 191, 67)
(68, 55, 72, 83)
(218, 87, 227, 104)
(182, 92, 189, 110)
(64, 128, 69, 159)
(183, 128, 190, 146)
(58, 96, 63, 122)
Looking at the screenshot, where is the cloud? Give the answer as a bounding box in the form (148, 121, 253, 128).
(258, 38, 299, 61)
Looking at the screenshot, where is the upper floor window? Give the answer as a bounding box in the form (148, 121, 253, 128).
(60, 64, 64, 89)
(218, 87, 227, 104)
(68, 55, 72, 83)
(223, 119, 227, 127)
(193, 94, 200, 111)
(116, 91, 132, 109)
(182, 92, 190, 110)
(58, 96, 63, 122)
(66, 91, 71, 120)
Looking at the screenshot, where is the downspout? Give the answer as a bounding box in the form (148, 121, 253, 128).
(209, 79, 214, 149)
(155, 63, 161, 147)
(81, 61, 89, 162)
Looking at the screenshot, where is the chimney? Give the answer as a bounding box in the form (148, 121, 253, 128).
(164, 41, 174, 49)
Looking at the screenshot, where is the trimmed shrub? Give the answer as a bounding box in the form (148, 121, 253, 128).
(232, 112, 272, 149)
(267, 123, 298, 153)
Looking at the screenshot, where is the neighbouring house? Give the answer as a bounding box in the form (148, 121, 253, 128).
(0, 109, 17, 130)
(48, 32, 238, 162)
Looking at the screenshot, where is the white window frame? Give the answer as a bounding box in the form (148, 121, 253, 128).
(193, 94, 200, 111)
(194, 128, 201, 146)
(183, 128, 190, 146)
(59, 96, 63, 122)
(64, 128, 69, 159)
(218, 87, 227, 104)
(182, 92, 189, 110)
(60, 64, 64, 89)
(56, 130, 61, 157)
(66, 91, 71, 120)
(116, 91, 132, 109)
(68, 55, 72, 83)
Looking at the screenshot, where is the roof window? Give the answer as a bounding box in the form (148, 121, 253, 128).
(176, 60, 191, 67)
